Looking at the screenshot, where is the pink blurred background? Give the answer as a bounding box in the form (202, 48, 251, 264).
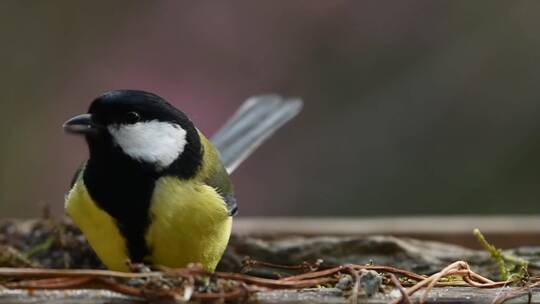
(2, 1, 540, 217)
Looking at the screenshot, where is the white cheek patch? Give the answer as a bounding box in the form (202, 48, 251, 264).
(108, 120, 187, 169)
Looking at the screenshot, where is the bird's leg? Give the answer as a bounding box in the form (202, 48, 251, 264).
(126, 260, 153, 273)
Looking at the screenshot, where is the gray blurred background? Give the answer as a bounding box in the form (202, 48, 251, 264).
(1, 1, 540, 218)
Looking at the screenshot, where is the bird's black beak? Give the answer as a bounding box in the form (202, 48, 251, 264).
(63, 113, 98, 135)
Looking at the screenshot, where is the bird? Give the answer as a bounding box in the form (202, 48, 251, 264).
(63, 90, 302, 272)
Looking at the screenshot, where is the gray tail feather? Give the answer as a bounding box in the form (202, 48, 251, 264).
(211, 94, 303, 174)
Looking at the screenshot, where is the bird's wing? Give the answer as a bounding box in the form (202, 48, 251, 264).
(197, 134, 238, 216)
(211, 94, 303, 174)
(203, 162, 237, 216)
(68, 162, 86, 189)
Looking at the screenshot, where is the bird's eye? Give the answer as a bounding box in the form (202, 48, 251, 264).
(125, 111, 141, 124)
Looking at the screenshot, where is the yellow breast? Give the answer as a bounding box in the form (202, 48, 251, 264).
(65, 181, 130, 271)
(146, 177, 232, 271)
(65, 177, 232, 272)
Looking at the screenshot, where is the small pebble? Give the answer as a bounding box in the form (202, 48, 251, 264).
(335, 274, 353, 290)
(127, 278, 146, 286)
(359, 270, 382, 297)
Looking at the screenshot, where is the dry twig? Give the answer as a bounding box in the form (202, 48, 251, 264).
(388, 273, 411, 304)
(0, 260, 537, 303)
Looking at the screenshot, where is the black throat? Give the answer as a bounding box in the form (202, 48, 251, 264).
(82, 130, 203, 264)
(83, 141, 157, 263)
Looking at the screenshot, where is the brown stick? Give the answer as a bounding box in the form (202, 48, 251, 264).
(5, 276, 94, 289)
(0, 260, 536, 303)
(388, 274, 411, 304)
(344, 265, 359, 304)
(0, 267, 161, 279)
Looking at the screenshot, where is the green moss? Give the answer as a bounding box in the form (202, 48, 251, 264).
(473, 228, 528, 282)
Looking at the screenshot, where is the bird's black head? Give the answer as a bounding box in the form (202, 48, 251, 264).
(88, 90, 190, 127)
(64, 90, 202, 177)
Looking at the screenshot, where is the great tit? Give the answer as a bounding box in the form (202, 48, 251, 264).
(63, 90, 302, 272)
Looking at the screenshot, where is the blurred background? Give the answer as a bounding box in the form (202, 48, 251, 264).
(1, 1, 540, 218)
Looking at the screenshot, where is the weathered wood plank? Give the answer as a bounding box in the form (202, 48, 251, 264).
(233, 216, 540, 248)
(234, 216, 540, 235)
(1, 287, 538, 304)
(255, 287, 540, 304)
(0, 289, 143, 304)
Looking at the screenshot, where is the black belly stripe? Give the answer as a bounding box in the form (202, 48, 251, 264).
(83, 151, 158, 263)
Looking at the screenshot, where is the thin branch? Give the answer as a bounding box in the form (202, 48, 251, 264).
(0, 267, 162, 279)
(388, 274, 411, 304)
(0, 260, 538, 303)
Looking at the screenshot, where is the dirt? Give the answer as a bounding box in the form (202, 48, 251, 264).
(0, 218, 102, 269)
